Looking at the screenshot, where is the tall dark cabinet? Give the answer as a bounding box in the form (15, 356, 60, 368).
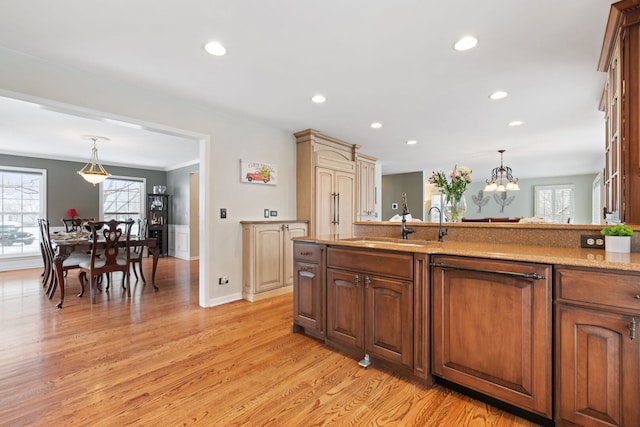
(147, 193, 170, 256)
(599, 0, 640, 223)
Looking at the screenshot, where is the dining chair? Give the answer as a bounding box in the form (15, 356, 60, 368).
(62, 217, 94, 232)
(101, 218, 144, 290)
(38, 218, 91, 300)
(78, 219, 134, 304)
(127, 218, 148, 283)
(37, 218, 53, 290)
(105, 218, 145, 290)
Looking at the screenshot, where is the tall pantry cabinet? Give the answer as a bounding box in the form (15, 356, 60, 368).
(599, 0, 640, 223)
(295, 130, 355, 237)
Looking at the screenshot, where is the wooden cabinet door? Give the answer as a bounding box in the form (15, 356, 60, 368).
(253, 224, 284, 293)
(293, 260, 323, 339)
(326, 268, 364, 350)
(604, 36, 621, 220)
(315, 167, 334, 237)
(315, 167, 355, 237)
(357, 159, 376, 220)
(556, 305, 640, 426)
(365, 161, 375, 217)
(365, 275, 413, 368)
(431, 256, 552, 418)
(283, 223, 308, 287)
(335, 170, 355, 237)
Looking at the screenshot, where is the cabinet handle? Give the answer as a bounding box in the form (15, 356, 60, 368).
(300, 251, 312, 256)
(331, 193, 338, 225)
(630, 318, 636, 341)
(355, 274, 360, 287)
(365, 276, 371, 288)
(430, 262, 546, 280)
(336, 193, 340, 225)
(299, 270, 314, 278)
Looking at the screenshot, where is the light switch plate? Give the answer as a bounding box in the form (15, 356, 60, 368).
(264, 209, 270, 218)
(220, 208, 227, 219)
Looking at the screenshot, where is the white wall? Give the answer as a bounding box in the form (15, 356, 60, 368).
(0, 47, 296, 307)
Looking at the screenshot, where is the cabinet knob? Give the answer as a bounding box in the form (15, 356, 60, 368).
(634, 295, 640, 300)
(365, 276, 371, 288)
(355, 274, 360, 287)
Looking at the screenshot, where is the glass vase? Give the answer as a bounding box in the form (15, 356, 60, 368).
(445, 194, 467, 222)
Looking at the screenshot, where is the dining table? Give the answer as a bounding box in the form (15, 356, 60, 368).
(50, 232, 159, 308)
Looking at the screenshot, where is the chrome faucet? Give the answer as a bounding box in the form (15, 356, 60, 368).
(400, 192, 415, 240)
(428, 206, 448, 242)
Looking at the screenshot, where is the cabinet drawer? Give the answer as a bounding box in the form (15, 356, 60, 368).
(294, 242, 323, 263)
(556, 267, 640, 313)
(327, 247, 413, 280)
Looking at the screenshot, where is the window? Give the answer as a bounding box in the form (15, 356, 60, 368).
(0, 167, 46, 257)
(534, 184, 575, 224)
(101, 177, 145, 233)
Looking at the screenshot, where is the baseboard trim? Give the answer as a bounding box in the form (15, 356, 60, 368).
(0, 256, 41, 271)
(207, 292, 242, 307)
(242, 286, 293, 302)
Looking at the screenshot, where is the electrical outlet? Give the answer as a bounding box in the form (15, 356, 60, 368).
(581, 234, 605, 249)
(218, 277, 229, 285)
(264, 209, 270, 218)
(270, 210, 278, 217)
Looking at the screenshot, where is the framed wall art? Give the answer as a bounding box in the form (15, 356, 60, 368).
(240, 160, 277, 185)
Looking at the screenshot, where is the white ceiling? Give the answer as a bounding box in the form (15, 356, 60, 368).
(0, 0, 611, 178)
(0, 96, 200, 170)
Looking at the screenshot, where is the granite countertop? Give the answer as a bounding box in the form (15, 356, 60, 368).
(294, 235, 640, 272)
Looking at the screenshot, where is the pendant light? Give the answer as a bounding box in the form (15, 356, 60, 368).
(484, 149, 519, 192)
(77, 135, 111, 185)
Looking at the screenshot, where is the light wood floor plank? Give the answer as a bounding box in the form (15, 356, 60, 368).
(0, 258, 540, 426)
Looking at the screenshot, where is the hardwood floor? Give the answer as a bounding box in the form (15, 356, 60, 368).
(0, 258, 540, 426)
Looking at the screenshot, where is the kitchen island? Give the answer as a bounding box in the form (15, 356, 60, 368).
(292, 233, 640, 426)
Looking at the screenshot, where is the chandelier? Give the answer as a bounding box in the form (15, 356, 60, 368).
(484, 149, 519, 192)
(77, 135, 111, 186)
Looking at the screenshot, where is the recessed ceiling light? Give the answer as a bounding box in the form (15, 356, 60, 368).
(489, 91, 508, 100)
(406, 140, 417, 145)
(370, 122, 382, 129)
(454, 36, 478, 51)
(311, 95, 326, 103)
(204, 41, 227, 56)
(508, 120, 524, 127)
